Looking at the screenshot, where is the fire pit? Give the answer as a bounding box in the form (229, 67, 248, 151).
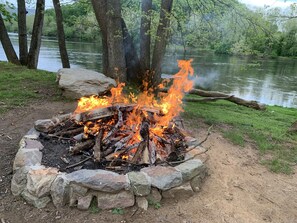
(11, 60, 208, 210)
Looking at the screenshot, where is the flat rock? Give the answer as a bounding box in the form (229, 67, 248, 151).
(13, 149, 42, 171)
(175, 159, 204, 181)
(97, 190, 135, 210)
(162, 182, 194, 200)
(141, 166, 182, 190)
(67, 169, 130, 192)
(57, 68, 116, 99)
(127, 171, 151, 196)
(27, 167, 59, 198)
(34, 119, 55, 133)
(19, 138, 44, 150)
(50, 173, 70, 207)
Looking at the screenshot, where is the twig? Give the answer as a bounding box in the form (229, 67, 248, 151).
(198, 124, 213, 146)
(66, 157, 91, 169)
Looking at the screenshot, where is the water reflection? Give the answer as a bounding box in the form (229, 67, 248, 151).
(0, 34, 297, 108)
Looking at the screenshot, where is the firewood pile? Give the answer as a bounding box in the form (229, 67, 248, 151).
(35, 104, 191, 171)
(35, 59, 199, 172)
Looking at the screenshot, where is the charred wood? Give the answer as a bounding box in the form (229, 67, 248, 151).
(70, 139, 95, 154)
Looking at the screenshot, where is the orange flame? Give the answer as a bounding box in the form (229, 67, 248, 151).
(74, 59, 195, 150)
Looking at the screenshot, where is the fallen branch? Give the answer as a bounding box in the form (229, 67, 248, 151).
(70, 139, 95, 154)
(160, 88, 266, 110)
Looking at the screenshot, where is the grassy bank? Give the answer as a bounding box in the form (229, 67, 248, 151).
(183, 97, 297, 174)
(0, 62, 64, 113)
(1, 61, 296, 173)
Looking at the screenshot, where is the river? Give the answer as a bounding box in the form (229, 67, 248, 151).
(1, 34, 297, 108)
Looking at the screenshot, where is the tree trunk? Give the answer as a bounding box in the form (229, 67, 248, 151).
(17, 0, 28, 65)
(140, 0, 152, 72)
(106, 0, 126, 82)
(0, 14, 20, 65)
(121, 18, 140, 82)
(53, 0, 70, 68)
(151, 0, 173, 86)
(27, 0, 45, 69)
(91, 0, 108, 75)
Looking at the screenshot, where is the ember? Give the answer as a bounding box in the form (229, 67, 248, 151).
(37, 59, 196, 173)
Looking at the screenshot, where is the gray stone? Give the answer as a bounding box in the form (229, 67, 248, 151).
(57, 68, 116, 99)
(185, 136, 199, 147)
(77, 194, 94, 210)
(11, 166, 31, 196)
(190, 173, 207, 192)
(19, 138, 44, 150)
(50, 173, 70, 207)
(34, 119, 55, 133)
(136, 196, 148, 211)
(13, 149, 42, 171)
(175, 159, 204, 181)
(97, 190, 134, 210)
(146, 188, 162, 203)
(162, 182, 194, 200)
(24, 128, 40, 140)
(141, 166, 182, 190)
(27, 167, 59, 198)
(21, 190, 51, 209)
(69, 184, 89, 207)
(67, 169, 130, 192)
(127, 172, 151, 196)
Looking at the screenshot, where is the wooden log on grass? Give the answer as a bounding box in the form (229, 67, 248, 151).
(159, 88, 266, 110)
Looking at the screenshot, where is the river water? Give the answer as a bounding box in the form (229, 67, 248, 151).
(1, 34, 297, 108)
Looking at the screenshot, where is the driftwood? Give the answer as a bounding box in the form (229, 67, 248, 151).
(160, 88, 266, 110)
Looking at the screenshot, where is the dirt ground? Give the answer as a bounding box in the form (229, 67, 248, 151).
(0, 101, 296, 223)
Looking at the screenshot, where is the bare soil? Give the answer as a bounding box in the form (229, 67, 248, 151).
(0, 101, 296, 223)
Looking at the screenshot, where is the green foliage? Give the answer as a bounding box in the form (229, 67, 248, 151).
(0, 1, 17, 23)
(148, 199, 161, 209)
(111, 208, 124, 215)
(183, 96, 297, 174)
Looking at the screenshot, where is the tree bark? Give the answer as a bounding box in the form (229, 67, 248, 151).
(0, 14, 20, 65)
(27, 0, 45, 69)
(151, 0, 173, 86)
(121, 18, 140, 82)
(91, 0, 108, 75)
(106, 0, 126, 82)
(140, 0, 152, 72)
(17, 0, 28, 65)
(53, 0, 70, 68)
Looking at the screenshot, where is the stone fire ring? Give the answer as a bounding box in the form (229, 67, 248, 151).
(11, 117, 208, 210)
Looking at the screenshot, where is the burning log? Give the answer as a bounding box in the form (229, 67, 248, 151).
(93, 129, 103, 162)
(74, 106, 116, 122)
(35, 113, 72, 132)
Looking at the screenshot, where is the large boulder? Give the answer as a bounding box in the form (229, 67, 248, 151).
(57, 68, 116, 98)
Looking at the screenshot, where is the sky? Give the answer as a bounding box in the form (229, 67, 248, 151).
(3, 0, 297, 9)
(239, 0, 297, 8)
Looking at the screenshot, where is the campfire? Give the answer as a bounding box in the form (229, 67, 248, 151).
(36, 59, 196, 173)
(12, 59, 208, 210)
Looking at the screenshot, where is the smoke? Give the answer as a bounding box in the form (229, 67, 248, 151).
(191, 69, 220, 90)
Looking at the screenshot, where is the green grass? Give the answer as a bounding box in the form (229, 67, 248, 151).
(183, 96, 297, 174)
(0, 62, 64, 113)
